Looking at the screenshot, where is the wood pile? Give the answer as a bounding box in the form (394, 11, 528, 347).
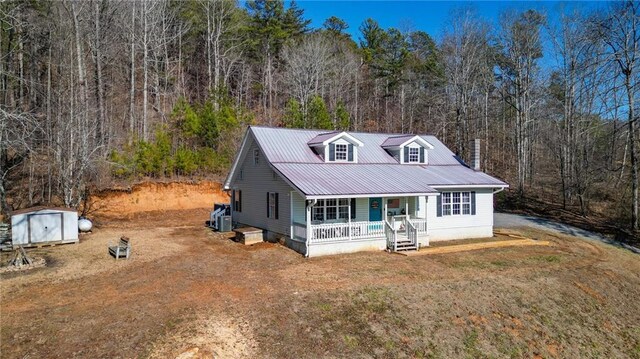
(0, 223, 9, 243)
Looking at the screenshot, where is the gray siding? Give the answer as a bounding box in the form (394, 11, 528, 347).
(230, 135, 295, 236)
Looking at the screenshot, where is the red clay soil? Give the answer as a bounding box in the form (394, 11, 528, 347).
(85, 181, 229, 219)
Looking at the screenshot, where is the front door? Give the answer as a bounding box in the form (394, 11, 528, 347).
(369, 198, 382, 221)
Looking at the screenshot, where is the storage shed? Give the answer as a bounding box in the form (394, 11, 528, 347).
(11, 207, 79, 246)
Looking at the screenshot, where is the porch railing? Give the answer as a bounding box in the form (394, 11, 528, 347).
(385, 220, 397, 251)
(309, 221, 385, 244)
(410, 218, 428, 233)
(406, 219, 418, 248)
(292, 222, 307, 240)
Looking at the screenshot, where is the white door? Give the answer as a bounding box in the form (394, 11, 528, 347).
(29, 213, 63, 243)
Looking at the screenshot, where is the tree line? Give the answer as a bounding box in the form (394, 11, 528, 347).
(0, 0, 638, 233)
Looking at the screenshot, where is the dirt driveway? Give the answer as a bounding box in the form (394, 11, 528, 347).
(2, 209, 640, 358)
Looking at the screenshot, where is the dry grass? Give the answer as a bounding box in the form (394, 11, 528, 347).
(1, 209, 639, 358)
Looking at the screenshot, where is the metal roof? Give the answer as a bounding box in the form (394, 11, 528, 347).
(307, 131, 339, 146)
(251, 126, 463, 165)
(381, 135, 415, 147)
(273, 163, 439, 197)
(420, 165, 508, 186)
(244, 126, 508, 196)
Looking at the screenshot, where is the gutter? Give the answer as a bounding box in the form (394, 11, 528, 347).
(493, 187, 506, 195)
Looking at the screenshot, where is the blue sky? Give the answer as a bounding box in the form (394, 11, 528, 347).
(289, 1, 610, 70)
(293, 1, 607, 41)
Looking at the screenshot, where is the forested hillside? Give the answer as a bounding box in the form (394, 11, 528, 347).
(1, 0, 638, 236)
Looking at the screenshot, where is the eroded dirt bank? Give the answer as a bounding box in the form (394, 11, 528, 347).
(87, 181, 229, 219)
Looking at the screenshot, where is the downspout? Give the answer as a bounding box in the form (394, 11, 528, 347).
(493, 187, 506, 195)
(305, 199, 317, 258)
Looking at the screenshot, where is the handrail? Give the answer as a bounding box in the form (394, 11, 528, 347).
(406, 218, 418, 250)
(384, 220, 397, 251)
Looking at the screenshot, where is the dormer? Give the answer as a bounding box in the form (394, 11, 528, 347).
(381, 135, 434, 164)
(307, 131, 364, 163)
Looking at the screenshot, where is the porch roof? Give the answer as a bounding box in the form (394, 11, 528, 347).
(272, 163, 439, 198)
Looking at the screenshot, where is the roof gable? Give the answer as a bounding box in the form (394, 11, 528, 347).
(307, 131, 364, 147)
(381, 135, 434, 149)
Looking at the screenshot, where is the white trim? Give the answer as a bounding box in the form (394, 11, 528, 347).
(401, 136, 434, 149)
(320, 132, 364, 147)
(431, 184, 509, 189)
(306, 192, 439, 200)
(223, 128, 251, 190)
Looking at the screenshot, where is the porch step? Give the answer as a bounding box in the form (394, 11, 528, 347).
(393, 235, 418, 251)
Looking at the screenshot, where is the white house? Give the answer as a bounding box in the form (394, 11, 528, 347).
(224, 126, 508, 257)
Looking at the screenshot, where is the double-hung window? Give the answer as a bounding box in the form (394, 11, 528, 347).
(335, 144, 348, 161)
(408, 147, 419, 163)
(311, 198, 350, 222)
(441, 191, 471, 216)
(267, 192, 278, 219)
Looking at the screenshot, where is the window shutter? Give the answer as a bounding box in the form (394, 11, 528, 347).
(238, 190, 242, 212)
(471, 191, 476, 215)
(436, 194, 442, 217)
(275, 193, 279, 219)
(231, 190, 236, 212)
(267, 192, 270, 217)
(419, 147, 425, 163)
(404, 147, 409, 163)
(350, 198, 356, 219)
(329, 143, 336, 161)
(348, 144, 354, 161)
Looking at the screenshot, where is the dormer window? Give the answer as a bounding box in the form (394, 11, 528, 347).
(307, 131, 364, 163)
(408, 147, 420, 163)
(381, 134, 434, 165)
(335, 144, 348, 161)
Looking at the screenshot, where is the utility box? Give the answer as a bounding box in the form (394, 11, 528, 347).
(11, 207, 78, 246)
(217, 215, 232, 232)
(210, 203, 231, 231)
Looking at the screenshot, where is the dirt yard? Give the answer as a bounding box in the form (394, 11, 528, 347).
(1, 208, 640, 358)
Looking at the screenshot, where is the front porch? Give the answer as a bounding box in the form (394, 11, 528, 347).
(290, 195, 431, 255)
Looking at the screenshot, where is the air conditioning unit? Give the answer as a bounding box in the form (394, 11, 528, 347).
(210, 203, 231, 230)
(217, 215, 232, 232)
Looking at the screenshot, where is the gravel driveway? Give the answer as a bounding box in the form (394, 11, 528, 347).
(494, 212, 640, 254)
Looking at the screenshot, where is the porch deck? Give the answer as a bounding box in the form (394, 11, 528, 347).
(292, 217, 429, 253)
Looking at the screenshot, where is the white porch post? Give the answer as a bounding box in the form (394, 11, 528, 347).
(384, 198, 387, 223)
(305, 200, 312, 256)
(348, 198, 352, 240)
(405, 197, 409, 220)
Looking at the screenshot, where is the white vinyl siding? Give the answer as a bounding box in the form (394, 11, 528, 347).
(427, 188, 494, 242)
(230, 135, 293, 236)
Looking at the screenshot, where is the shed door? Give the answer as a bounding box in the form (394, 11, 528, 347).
(29, 213, 63, 243)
